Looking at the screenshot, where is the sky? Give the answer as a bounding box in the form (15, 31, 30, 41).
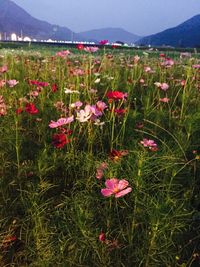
(12, 0, 200, 36)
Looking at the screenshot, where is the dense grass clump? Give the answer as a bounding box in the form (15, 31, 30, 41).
(0, 46, 200, 266)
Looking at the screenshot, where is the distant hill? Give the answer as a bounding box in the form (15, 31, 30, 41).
(79, 28, 141, 44)
(0, 0, 82, 41)
(137, 15, 200, 48)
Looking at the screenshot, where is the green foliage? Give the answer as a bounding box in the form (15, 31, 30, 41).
(0, 46, 200, 266)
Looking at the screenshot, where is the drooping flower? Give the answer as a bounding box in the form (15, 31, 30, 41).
(49, 116, 74, 128)
(7, 80, 19, 88)
(99, 232, 106, 242)
(96, 162, 108, 179)
(52, 133, 67, 148)
(25, 103, 39, 114)
(101, 178, 132, 198)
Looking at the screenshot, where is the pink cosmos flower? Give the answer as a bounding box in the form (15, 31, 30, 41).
(144, 66, 152, 73)
(140, 138, 158, 150)
(101, 178, 132, 198)
(84, 46, 99, 53)
(161, 58, 174, 67)
(76, 105, 93, 122)
(160, 97, 170, 103)
(7, 80, 19, 87)
(96, 101, 107, 112)
(70, 101, 83, 108)
(49, 116, 74, 128)
(0, 65, 8, 73)
(154, 82, 169, 91)
(56, 50, 71, 57)
(192, 64, 200, 69)
(99, 40, 108, 45)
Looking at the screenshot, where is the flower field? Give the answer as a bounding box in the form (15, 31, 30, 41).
(0, 46, 200, 266)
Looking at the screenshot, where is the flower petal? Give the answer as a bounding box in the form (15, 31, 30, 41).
(105, 178, 118, 189)
(118, 179, 129, 191)
(101, 189, 113, 197)
(115, 187, 132, 198)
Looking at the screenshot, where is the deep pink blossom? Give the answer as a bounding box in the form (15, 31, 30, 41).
(106, 91, 128, 101)
(25, 103, 39, 114)
(101, 178, 132, 198)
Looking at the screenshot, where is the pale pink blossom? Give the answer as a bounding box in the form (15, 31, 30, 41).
(56, 50, 70, 57)
(140, 138, 158, 150)
(49, 116, 74, 128)
(154, 82, 169, 91)
(76, 105, 93, 122)
(101, 178, 132, 198)
(84, 46, 99, 53)
(7, 80, 19, 88)
(0, 65, 8, 73)
(96, 101, 107, 112)
(70, 101, 83, 108)
(161, 58, 174, 67)
(160, 97, 170, 103)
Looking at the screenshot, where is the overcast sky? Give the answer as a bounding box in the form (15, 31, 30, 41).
(12, 0, 200, 36)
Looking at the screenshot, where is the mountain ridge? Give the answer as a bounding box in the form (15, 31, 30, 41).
(137, 14, 200, 47)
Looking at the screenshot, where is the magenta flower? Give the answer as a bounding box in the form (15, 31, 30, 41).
(101, 178, 132, 198)
(49, 116, 74, 128)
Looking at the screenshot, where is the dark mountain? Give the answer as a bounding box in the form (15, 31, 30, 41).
(137, 15, 200, 48)
(0, 0, 82, 41)
(79, 28, 141, 44)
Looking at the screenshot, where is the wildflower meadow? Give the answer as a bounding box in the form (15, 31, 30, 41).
(0, 45, 200, 266)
